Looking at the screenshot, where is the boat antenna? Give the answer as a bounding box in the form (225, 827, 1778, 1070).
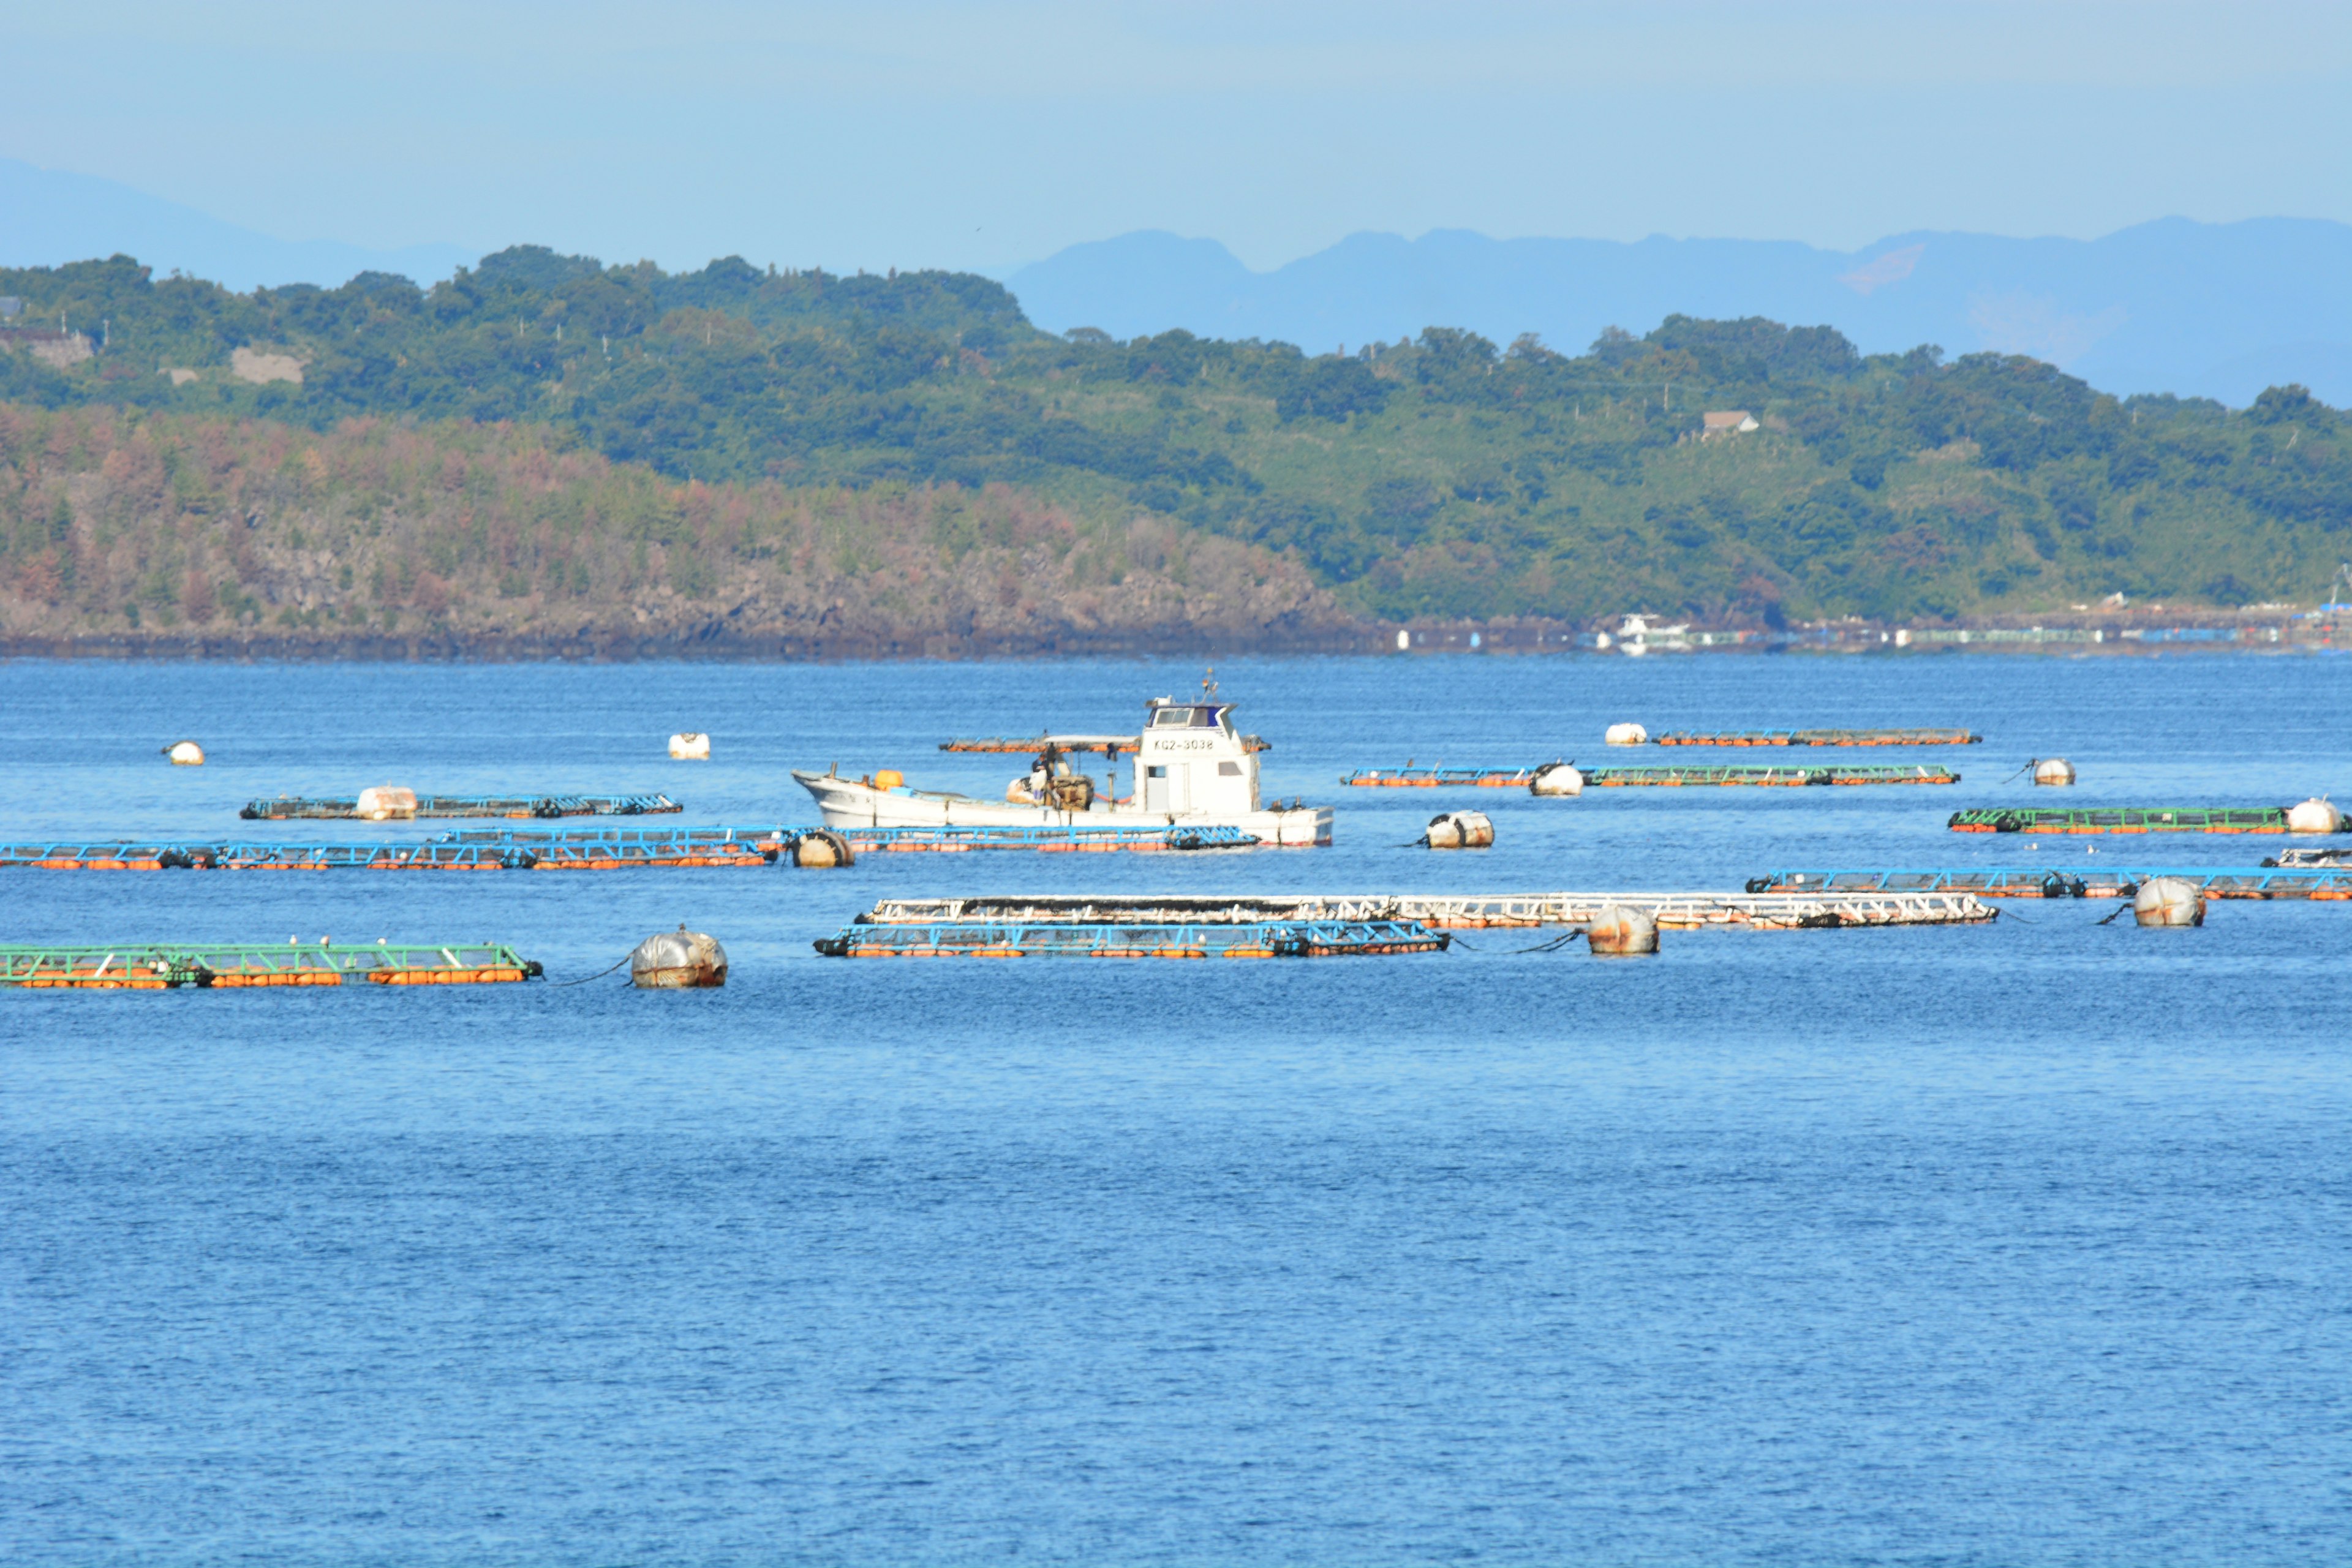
(1202, 666, 1218, 698)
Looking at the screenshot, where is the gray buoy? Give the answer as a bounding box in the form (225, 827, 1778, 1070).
(1586, 905, 1659, 955)
(631, 925, 728, 987)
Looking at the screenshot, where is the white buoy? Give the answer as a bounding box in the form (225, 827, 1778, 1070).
(668, 732, 712, 760)
(2133, 877, 2204, 928)
(354, 785, 418, 821)
(164, 740, 205, 766)
(630, 925, 728, 987)
(2285, 796, 2343, 834)
(2032, 758, 2076, 786)
(1395, 628, 1411, 651)
(1423, 810, 1494, 850)
(1586, 905, 1660, 955)
(1604, 723, 1648, 746)
(1529, 761, 1585, 797)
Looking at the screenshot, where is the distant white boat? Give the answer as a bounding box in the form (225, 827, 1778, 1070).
(1604, 614, 1692, 656)
(792, 694, 1334, 845)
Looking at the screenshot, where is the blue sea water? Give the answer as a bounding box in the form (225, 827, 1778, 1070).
(2, 650, 2350, 1566)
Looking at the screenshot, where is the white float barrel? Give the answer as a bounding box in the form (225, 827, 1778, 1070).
(2133, 877, 2204, 928)
(1604, 723, 1648, 746)
(1423, 810, 1494, 850)
(2032, 758, 2076, 786)
(165, 740, 205, 766)
(2285, 797, 2343, 834)
(1587, 905, 1660, 955)
(355, 785, 418, 821)
(1529, 762, 1584, 797)
(668, 732, 712, 760)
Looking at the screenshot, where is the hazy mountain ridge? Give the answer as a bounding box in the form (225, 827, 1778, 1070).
(0, 157, 474, 293)
(1004, 221, 2352, 408)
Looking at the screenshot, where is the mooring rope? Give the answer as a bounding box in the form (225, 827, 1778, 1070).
(550, 955, 632, 987)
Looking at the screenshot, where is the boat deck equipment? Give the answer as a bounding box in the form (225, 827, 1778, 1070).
(814, 919, 1448, 959)
(856, 891, 1995, 930)
(1654, 728, 1981, 747)
(1752, 867, 2352, 899)
(241, 793, 680, 820)
(1948, 807, 2314, 834)
(0, 940, 538, 988)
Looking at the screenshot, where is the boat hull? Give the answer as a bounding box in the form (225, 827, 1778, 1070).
(791, 771, 1332, 845)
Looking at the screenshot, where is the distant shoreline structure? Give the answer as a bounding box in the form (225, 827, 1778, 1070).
(3, 606, 2338, 663)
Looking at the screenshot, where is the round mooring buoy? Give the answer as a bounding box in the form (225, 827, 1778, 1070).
(2285, 796, 2343, 834)
(2032, 758, 2076, 786)
(164, 740, 205, 766)
(1604, 722, 1648, 747)
(1587, 905, 1660, 956)
(1423, 810, 1494, 850)
(2133, 877, 2204, 928)
(791, 829, 854, 868)
(631, 925, 728, 987)
(1529, 761, 1584, 797)
(669, 732, 711, 760)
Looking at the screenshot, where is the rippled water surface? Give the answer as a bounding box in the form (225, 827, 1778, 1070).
(4, 652, 2350, 1566)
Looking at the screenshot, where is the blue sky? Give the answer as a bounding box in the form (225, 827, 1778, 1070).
(6, 1, 2350, 273)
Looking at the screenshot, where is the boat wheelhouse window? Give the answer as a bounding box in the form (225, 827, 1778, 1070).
(1147, 766, 1167, 778)
(1151, 707, 1193, 728)
(1191, 707, 1219, 727)
(1217, 761, 1242, 776)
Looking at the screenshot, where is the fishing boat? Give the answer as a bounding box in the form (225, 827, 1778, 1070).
(791, 693, 1334, 845)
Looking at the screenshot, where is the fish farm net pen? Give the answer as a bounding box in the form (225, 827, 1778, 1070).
(1751, 867, 2352, 899)
(1947, 806, 2316, 834)
(1652, 728, 1982, 747)
(0, 941, 541, 989)
(812, 919, 1452, 959)
(241, 793, 681, 820)
(1340, 763, 1961, 787)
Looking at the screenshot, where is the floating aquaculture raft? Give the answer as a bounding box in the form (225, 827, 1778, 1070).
(241, 793, 680, 820)
(0, 836, 780, 870)
(834, 824, 1258, 853)
(0, 941, 538, 989)
(1752, 867, 2352, 899)
(1341, 766, 1543, 788)
(1947, 806, 2304, 835)
(1341, 763, 1959, 787)
(1585, 763, 1959, 787)
(858, 891, 1994, 930)
(1653, 728, 1981, 747)
(813, 919, 1449, 959)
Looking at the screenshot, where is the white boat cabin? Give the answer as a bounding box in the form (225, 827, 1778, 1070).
(1137, 698, 1259, 815)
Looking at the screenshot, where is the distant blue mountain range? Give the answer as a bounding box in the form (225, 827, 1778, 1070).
(1001, 221, 2352, 407)
(0, 158, 473, 293)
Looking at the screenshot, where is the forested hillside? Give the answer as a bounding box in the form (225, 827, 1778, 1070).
(0, 405, 1341, 654)
(2, 244, 2348, 641)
